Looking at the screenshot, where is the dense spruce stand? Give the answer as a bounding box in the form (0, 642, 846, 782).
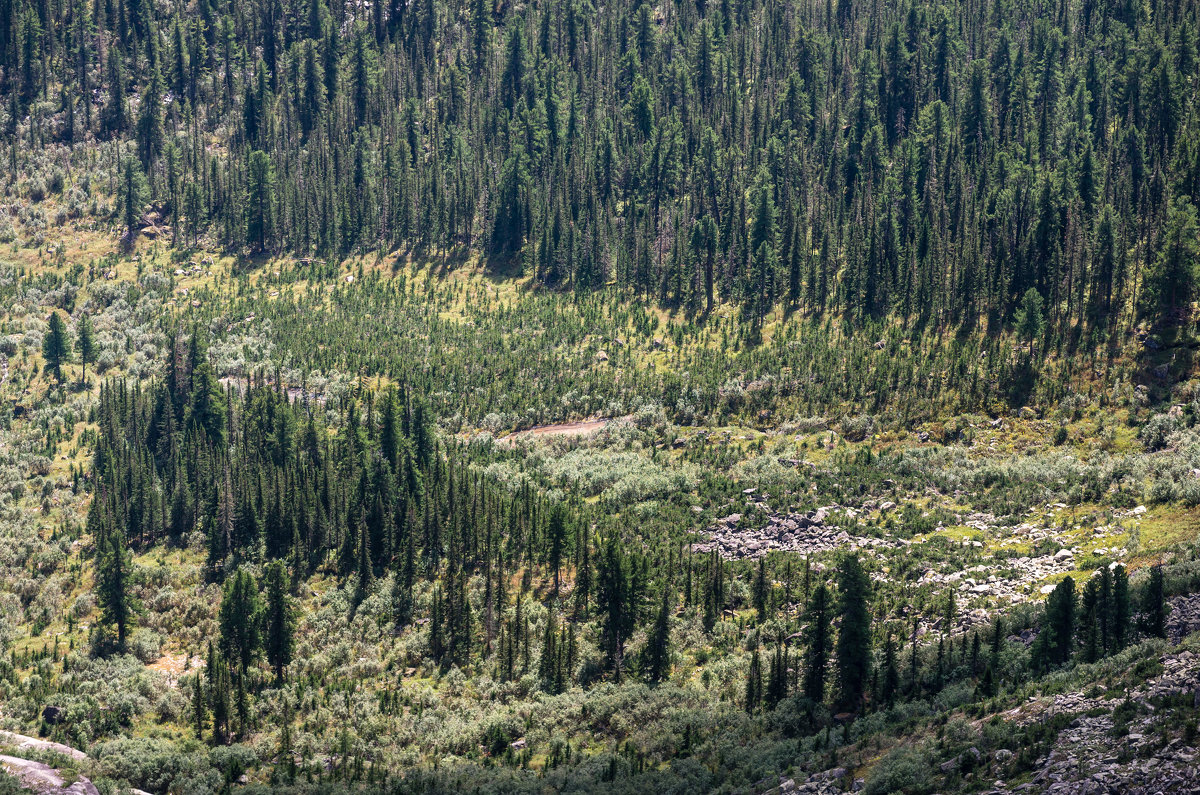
(3, 0, 1199, 329)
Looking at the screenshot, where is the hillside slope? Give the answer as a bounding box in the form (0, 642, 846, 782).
(3, 0, 1200, 789)
(0, 254, 1197, 793)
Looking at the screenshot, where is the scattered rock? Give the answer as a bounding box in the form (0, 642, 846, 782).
(809, 767, 846, 782)
(1014, 633, 1200, 794)
(1167, 593, 1200, 643)
(693, 504, 902, 560)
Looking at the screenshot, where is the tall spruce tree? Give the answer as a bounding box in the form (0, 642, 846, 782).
(96, 528, 135, 650)
(75, 314, 95, 386)
(1112, 565, 1131, 650)
(802, 583, 831, 703)
(880, 633, 899, 706)
(263, 560, 295, 683)
(1033, 576, 1076, 670)
(835, 555, 872, 713)
(1142, 565, 1166, 639)
(219, 568, 262, 672)
(597, 532, 632, 676)
(41, 311, 71, 384)
(644, 587, 671, 684)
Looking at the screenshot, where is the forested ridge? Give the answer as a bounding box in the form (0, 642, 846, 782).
(4, 0, 1200, 333)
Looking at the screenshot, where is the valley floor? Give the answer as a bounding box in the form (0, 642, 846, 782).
(1, 248, 1200, 794)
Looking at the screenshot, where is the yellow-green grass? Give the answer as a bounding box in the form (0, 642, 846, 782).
(1132, 508, 1200, 562)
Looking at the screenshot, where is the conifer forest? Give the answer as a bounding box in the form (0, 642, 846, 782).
(3, 0, 1200, 789)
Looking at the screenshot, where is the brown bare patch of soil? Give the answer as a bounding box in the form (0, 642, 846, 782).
(147, 652, 203, 686)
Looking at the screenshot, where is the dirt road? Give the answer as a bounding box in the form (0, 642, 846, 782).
(496, 417, 623, 446)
